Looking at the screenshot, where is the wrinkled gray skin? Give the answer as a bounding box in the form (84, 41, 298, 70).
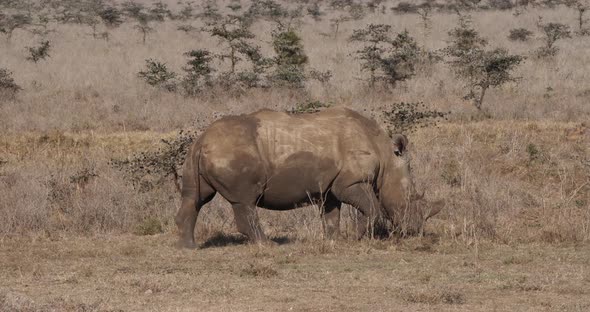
(175, 107, 443, 248)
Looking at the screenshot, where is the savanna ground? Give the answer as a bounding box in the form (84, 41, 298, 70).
(1, 0, 590, 311)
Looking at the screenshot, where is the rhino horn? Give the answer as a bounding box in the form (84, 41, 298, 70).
(425, 199, 444, 220)
(416, 190, 425, 200)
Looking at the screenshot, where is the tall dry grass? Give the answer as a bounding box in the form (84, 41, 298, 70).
(0, 1, 589, 245)
(0, 121, 587, 244)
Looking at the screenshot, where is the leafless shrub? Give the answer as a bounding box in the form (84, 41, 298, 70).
(110, 130, 197, 193)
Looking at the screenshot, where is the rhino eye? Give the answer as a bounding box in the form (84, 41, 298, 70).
(394, 150, 402, 157)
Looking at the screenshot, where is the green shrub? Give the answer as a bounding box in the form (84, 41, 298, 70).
(0, 68, 21, 100)
(25, 40, 51, 63)
(99, 6, 123, 28)
(137, 59, 178, 92)
(508, 28, 533, 41)
(350, 24, 420, 88)
(271, 30, 308, 88)
(182, 50, 215, 96)
(149, 1, 172, 21)
(527, 143, 541, 162)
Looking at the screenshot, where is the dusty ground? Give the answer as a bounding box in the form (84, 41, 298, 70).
(1, 234, 589, 312)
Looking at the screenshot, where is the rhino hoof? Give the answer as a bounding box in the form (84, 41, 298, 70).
(177, 239, 197, 249)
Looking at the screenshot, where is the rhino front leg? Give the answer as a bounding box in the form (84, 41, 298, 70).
(321, 197, 342, 239)
(333, 183, 382, 239)
(232, 203, 268, 244)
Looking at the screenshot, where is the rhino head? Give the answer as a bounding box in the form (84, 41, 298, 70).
(379, 134, 443, 235)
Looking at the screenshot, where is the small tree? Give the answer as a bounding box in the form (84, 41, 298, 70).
(565, 0, 590, 35)
(176, 1, 196, 20)
(271, 29, 308, 88)
(26, 40, 51, 63)
(207, 15, 255, 74)
(200, 0, 223, 23)
(246, 0, 303, 31)
(381, 30, 420, 86)
(121, 1, 145, 19)
(182, 49, 215, 96)
(149, 1, 172, 21)
(134, 13, 154, 44)
(445, 16, 523, 111)
(307, 3, 324, 21)
(348, 3, 366, 20)
(350, 24, 392, 87)
(350, 24, 420, 88)
(99, 6, 123, 27)
(329, 15, 350, 38)
(247, 0, 288, 21)
(138, 59, 177, 92)
(417, 5, 433, 37)
(535, 18, 572, 57)
(99, 5, 123, 40)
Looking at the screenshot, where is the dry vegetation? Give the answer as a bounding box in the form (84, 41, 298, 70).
(1, 0, 590, 311)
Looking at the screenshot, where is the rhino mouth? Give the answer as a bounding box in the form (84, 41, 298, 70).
(387, 194, 444, 237)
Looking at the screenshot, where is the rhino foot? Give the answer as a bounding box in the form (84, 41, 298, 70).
(177, 239, 197, 249)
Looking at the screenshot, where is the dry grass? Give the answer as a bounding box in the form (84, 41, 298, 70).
(1, 234, 589, 311)
(1, 3, 589, 132)
(1, 2, 590, 310)
(1, 121, 588, 243)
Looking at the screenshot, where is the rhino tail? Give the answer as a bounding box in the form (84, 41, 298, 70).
(181, 141, 202, 201)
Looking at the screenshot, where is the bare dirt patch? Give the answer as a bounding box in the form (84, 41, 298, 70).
(1, 235, 589, 311)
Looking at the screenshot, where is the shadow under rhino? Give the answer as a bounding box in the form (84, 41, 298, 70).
(175, 107, 444, 249)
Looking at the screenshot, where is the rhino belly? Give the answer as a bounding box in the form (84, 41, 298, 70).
(259, 169, 325, 210)
(259, 166, 338, 210)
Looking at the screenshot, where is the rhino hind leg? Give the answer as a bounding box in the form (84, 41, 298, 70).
(321, 196, 342, 239)
(332, 183, 381, 239)
(175, 179, 216, 249)
(231, 203, 268, 243)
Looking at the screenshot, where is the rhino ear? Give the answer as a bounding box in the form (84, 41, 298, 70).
(392, 134, 408, 156)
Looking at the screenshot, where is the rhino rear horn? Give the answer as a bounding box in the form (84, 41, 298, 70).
(392, 134, 408, 156)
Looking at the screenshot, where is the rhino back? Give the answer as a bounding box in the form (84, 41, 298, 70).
(253, 108, 389, 208)
(198, 108, 390, 208)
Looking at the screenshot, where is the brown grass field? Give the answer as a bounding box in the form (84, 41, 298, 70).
(1, 0, 590, 311)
